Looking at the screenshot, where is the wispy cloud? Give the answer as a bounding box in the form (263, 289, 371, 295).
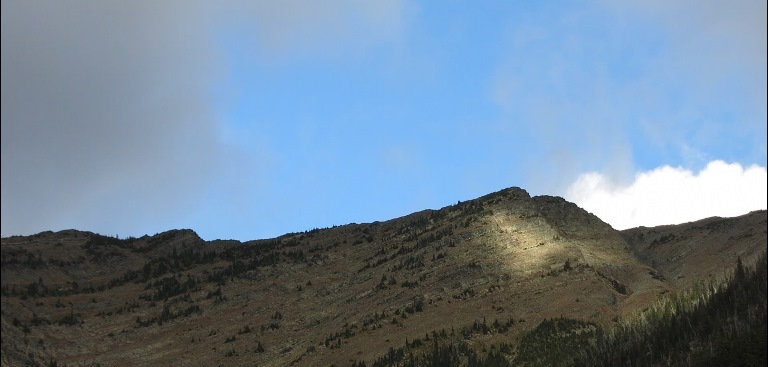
(566, 161, 767, 229)
(214, 0, 410, 62)
(490, 0, 766, 195)
(599, 0, 767, 165)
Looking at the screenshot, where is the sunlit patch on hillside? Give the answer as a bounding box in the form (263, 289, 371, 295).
(487, 208, 575, 276)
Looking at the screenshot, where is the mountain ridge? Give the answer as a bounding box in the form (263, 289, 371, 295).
(2, 186, 765, 366)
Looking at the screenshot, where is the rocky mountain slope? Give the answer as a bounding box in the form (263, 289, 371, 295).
(622, 210, 766, 288)
(1, 187, 764, 367)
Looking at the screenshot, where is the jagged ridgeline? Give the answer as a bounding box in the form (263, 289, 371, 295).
(1, 187, 765, 367)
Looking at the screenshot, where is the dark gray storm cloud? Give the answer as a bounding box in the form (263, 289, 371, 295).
(1, 0, 410, 239)
(1, 1, 220, 236)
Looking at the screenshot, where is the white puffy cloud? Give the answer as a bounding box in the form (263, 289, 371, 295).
(566, 161, 767, 229)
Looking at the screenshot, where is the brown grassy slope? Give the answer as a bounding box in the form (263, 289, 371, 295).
(621, 210, 767, 288)
(0, 187, 725, 367)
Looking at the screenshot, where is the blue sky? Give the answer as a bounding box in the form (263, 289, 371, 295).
(2, 0, 766, 241)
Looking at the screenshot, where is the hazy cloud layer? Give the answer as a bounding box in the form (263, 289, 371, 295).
(492, 0, 767, 193)
(566, 161, 768, 230)
(605, 0, 767, 165)
(1, 1, 410, 238)
(1, 1, 220, 237)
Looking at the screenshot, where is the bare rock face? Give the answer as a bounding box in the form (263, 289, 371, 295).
(1, 187, 761, 367)
(532, 195, 614, 239)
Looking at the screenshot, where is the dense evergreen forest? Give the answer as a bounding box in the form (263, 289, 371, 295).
(359, 252, 767, 367)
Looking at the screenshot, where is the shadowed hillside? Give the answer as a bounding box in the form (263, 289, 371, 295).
(622, 210, 767, 288)
(1, 187, 764, 367)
